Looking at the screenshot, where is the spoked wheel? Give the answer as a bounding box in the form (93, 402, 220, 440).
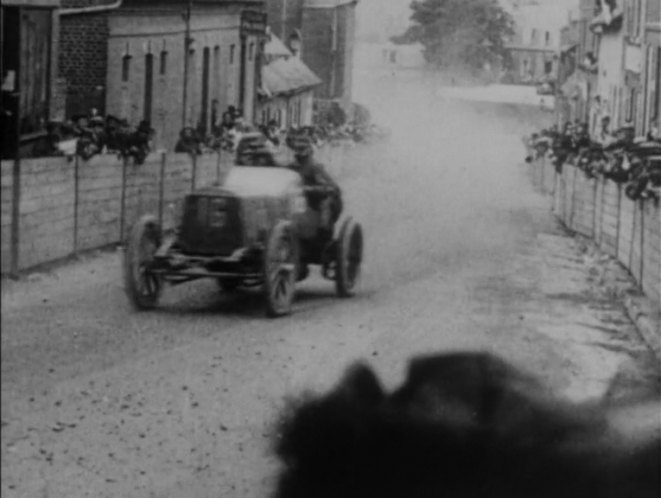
(264, 221, 298, 317)
(335, 218, 363, 297)
(124, 215, 163, 310)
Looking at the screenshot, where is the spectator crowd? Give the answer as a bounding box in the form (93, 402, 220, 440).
(38, 102, 390, 167)
(524, 118, 661, 202)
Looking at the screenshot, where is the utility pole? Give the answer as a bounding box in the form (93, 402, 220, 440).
(182, 0, 193, 128)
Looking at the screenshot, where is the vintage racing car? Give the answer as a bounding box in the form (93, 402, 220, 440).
(123, 165, 363, 316)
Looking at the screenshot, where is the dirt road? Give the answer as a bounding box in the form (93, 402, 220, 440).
(2, 68, 659, 498)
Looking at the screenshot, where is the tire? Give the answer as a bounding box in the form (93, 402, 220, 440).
(264, 221, 299, 317)
(124, 215, 163, 310)
(335, 218, 363, 297)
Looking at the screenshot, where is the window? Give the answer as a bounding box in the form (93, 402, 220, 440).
(626, 0, 642, 40)
(122, 54, 132, 82)
(544, 60, 553, 74)
(545, 31, 551, 46)
(213, 46, 220, 98)
(230, 44, 236, 64)
(160, 51, 168, 75)
(626, 88, 636, 123)
(649, 47, 660, 122)
(248, 42, 254, 61)
(530, 28, 538, 45)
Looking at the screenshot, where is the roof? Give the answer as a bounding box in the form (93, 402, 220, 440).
(262, 56, 322, 96)
(264, 33, 291, 58)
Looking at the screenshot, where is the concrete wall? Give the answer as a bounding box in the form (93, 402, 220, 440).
(1, 162, 14, 274)
(531, 158, 661, 308)
(0, 141, 350, 275)
(0, 151, 232, 274)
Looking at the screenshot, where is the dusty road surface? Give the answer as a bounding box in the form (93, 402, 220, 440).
(2, 67, 660, 497)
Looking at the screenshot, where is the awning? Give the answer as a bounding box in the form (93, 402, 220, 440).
(559, 43, 577, 54)
(262, 56, 322, 97)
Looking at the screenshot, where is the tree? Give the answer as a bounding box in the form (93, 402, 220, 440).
(391, 0, 515, 71)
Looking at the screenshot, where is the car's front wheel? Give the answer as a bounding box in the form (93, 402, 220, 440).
(264, 221, 298, 317)
(124, 215, 163, 310)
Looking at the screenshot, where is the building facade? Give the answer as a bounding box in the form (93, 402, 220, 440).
(264, 0, 359, 110)
(56, 0, 265, 149)
(105, 1, 265, 149)
(256, 32, 321, 128)
(502, 0, 576, 84)
(1, 0, 61, 158)
(555, 0, 660, 139)
(58, 0, 116, 118)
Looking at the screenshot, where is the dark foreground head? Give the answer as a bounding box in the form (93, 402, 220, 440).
(273, 352, 660, 498)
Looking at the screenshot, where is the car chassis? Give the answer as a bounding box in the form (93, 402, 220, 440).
(123, 176, 363, 317)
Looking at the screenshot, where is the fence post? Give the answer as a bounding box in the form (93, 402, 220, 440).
(570, 165, 577, 229)
(9, 155, 21, 279)
(119, 156, 128, 244)
(598, 178, 605, 246)
(615, 183, 622, 259)
(216, 149, 222, 184)
(73, 154, 80, 254)
(540, 156, 545, 193)
(158, 152, 166, 227)
(629, 199, 636, 272)
(591, 175, 598, 238)
(639, 200, 644, 287)
(191, 153, 197, 191)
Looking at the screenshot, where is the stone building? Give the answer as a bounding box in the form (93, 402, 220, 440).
(256, 32, 321, 128)
(555, 0, 660, 139)
(640, 0, 660, 137)
(56, 0, 266, 149)
(555, 0, 599, 125)
(264, 0, 359, 110)
(502, 0, 578, 84)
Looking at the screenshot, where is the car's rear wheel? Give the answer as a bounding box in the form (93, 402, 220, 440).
(335, 218, 363, 297)
(124, 215, 163, 310)
(264, 221, 298, 317)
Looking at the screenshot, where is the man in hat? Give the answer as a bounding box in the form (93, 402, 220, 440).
(287, 132, 342, 240)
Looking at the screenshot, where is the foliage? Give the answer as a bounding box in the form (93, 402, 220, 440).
(391, 0, 515, 70)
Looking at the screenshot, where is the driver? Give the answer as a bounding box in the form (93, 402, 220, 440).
(286, 133, 343, 236)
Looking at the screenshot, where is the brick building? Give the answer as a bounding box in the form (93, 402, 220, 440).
(58, 0, 116, 117)
(57, 0, 266, 149)
(265, 0, 359, 110)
